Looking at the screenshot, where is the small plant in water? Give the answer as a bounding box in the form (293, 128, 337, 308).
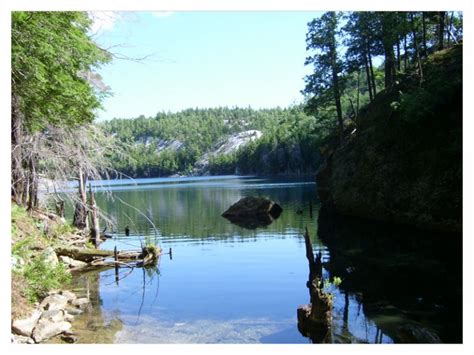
(322, 276, 343, 292)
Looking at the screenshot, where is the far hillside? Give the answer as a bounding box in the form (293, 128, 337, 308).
(100, 66, 383, 179)
(100, 106, 331, 177)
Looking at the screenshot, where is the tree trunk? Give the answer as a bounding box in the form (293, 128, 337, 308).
(89, 183, 100, 247)
(438, 11, 446, 50)
(326, 15, 344, 143)
(410, 13, 424, 83)
(11, 92, 25, 205)
(383, 43, 396, 88)
(55, 200, 65, 219)
(363, 53, 373, 102)
(368, 47, 377, 95)
(403, 34, 408, 71)
(382, 14, 396, 88)
(27, 155, 38, 211)
(356, 69, 360, 118)
(73, 167, 89, 229)
(447, 12, 455, 46)
(330, 47, 343, 143)
(422, 12, 428, 56)
(396, 37, 401, 72)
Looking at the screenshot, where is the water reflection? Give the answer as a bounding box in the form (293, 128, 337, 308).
(92, 176, 317, 238)
(316, 207, 462, 343)
(67, 269, 124, 343)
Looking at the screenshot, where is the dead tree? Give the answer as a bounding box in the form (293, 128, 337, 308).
(89, 183, 100, 247)
(298, 227, 332, 343)
(73, 167, 89, 229)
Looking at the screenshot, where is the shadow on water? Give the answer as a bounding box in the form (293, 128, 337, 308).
(314, 206, 462, 343)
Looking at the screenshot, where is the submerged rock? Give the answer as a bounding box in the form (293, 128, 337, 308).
(222, 196, 283, 229)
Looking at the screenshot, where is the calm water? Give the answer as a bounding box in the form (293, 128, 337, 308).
(66, 175, 462, 344)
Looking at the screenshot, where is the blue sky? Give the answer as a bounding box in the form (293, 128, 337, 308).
(91, 11, 322, 121)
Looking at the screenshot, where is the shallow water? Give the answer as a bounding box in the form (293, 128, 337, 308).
(67, 175, 462, 344)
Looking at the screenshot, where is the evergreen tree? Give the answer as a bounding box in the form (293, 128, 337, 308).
(11, 11, 111, 206)
(303, 11, 345, 141)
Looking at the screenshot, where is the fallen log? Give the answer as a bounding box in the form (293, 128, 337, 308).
(55, 247, 114, 262)
(55, 247, 157, 262)
(56, 245, 162, 269)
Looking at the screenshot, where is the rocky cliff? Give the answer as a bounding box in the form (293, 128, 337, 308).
(317, 44, 462, 232)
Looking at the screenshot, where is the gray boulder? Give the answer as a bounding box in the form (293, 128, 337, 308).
(71, 297, 90, 309)
(39, 293, 69, 311)
(11, 310, 42, 337)
(32, 320, 71, 343)
(65, 306, 83, 316)
(41, 247, 59, 267)
(60, 290, 77, 301)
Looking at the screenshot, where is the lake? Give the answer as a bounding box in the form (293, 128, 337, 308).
(66, 175, 462, 344)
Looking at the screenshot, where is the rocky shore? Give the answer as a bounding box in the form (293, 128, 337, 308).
(11, 289, 90, 344)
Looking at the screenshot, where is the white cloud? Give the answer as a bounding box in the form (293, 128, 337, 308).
(151, 11, 174, 19)
(88, 12, 121, 34)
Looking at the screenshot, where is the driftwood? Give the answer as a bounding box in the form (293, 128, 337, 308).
(55, 246, 161, 267)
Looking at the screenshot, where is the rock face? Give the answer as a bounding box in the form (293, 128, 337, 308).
(222, 196, 283, 229)
(316, 45, 462, 232)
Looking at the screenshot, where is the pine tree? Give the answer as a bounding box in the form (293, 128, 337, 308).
(303, 12, 345, 142)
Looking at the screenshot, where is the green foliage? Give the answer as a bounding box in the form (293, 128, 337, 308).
(397, 46, 462, 123)
(48, 223, 76, 238)
(22, 258, 71, 303)
(303, 11, 344, 118)
(12, 236, 36, 261)
(304, 11, 462, 136)
(12, 11, 111, 133)
(101, 106, 327, 177)
(11, 203, 28, 220)
(323, 276, 343, 291)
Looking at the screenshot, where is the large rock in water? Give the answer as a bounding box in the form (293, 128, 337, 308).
(222, 197, 283, 229)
